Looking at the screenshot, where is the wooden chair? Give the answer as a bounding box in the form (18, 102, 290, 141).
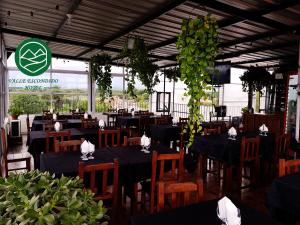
(81, 118, 98, 128)
(203, 127, 221, 135)
(155, 116, 171, 125)
(147, 150, 185, 213)
(98, 129, 121, 148)
(279, 159, 300, 177)
(45, 130, 71, 153)
(42, 113, 53, 120)
(157, 180, 203, 212)
(123, 136, 141, 146)
(118, 109, 127, 115)
(238, 136, 260, 189)
(54, 139, 84, 153)
(275, 133, 292, 160)
(79, 159, 119, 225)
(179, 117, 189, 125)
(1, 128, 31, 177)
(72, 112, 84, 119)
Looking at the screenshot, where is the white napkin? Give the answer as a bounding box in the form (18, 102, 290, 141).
(259, 124, 268, 132)
(217, 196, 241, 225)
(49, 108, 53, 113)
(84, 113, 88, 119)
(144, 137, 151, 147)
(141, 134, 147, 146)
(75, 108, 79, 113)
(54, 122, 60, 132)
(99, 119, 105, 129)
(81, 140, 89, 154)
(228, 127, 237, 136)
(239, 123, 243, 129)
(53, 113, 57, 120)
(132, 110, 135, 117)
(88, 141, 95, 153)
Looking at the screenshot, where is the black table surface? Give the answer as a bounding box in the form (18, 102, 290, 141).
(117, 115, 159, 127)
(150, 124, 181, 145)
(268, 173, 300, 219)
(40, 144, 176, 184)
(191, 132, 275, 165)
(130, 199, 282, 225)
(31, 119, 82, 131)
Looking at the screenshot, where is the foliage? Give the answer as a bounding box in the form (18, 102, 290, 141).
(176, 14, 219, 146)
(90, 54, 112, 101)
(241, 106, 249, 114)
(239, 66, 271, 93)
(0, 170, 108, 225)
(9, 94, 44, 116)
(163, 67, 181, 82)
(120, 38, 159, 98)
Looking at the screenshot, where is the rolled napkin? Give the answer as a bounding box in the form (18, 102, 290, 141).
(217, 196, 241, 225)
(81, 140, 89, 155)
(53, 113, 57, 120)
(54, 122, 60, 132)
(75, 108, 79, 113)
(239, 123, 243, 129)
(259, 124, 268, 132)
(132, 110, 135, 117)
(49, 108, 53, 113)
(88, 141, 95, 153)
(228, 127, 237, 136)
(98, 119, 105, 129)
(144, 137, 151, 147)
(84, 112, 88, 119)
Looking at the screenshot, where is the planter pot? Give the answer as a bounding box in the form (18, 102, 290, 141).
(11, 114, 19, 120)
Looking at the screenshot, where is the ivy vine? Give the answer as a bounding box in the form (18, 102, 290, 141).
(120, 38, 159, 98)
(163, 67, 181, 82)
(90, 54, 112, 101)
(176, 14, 219, 146)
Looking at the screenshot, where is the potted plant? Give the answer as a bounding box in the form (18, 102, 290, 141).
(8, 104, 22, 119)
(119, 37, 159, 98)
(176, 14, 219, 146)
(0, 170, 108, 224)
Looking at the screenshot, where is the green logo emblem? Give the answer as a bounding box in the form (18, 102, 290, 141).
(15, 38, 51, 76)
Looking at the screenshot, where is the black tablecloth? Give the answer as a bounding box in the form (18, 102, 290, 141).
(33, 114, 91, 121)
(191, 132, 275, 165)
(31, 119, 82, 131)
(268, 173, 300, 223)
(117, 116, 140, 127)
(150, 125, 181, 145)
(130, 199, 282, 225)
(40, 144, 176, 185)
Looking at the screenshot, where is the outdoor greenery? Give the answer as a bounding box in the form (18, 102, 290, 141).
(0, 170, 108, 225)
(177, 14, 219, 146)
(90, 54, 113, 101)
(9, 94, 44, 118)
(163, 67, 181, 82)
(120, 37, 159, 98)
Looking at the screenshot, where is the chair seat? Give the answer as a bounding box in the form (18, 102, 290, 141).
(7, 152, 31, 161)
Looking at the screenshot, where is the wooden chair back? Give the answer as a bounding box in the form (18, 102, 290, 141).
(203, 127, 221, 136)
(279, 159, 300, 177)
(54, 139, 84, 153)
(98, 129, 121, 148)
(275, 133, 291, 161)
(155, 116, 171, 125)
(45, 130, 71, 153)
(179, 117, 189, 125)
(42, 113, 53, 120)
(123, 136, 141, 146)
(78, 159, 119, 204)
(0, 127, 8, 159)
(157, 180, 203, 212)
(118, 109, 127, 115)
(81, 118, 98, 128)
(240, 136, 260, 165)
(150, 150, 184, 213)
(72, 112, 84, 119)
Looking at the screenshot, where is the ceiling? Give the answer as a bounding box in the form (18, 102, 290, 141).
(1, 0, 300, 69)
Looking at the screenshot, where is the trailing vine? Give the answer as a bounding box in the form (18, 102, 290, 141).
(176, 14, 219, 146)
(163, 67, 181, 82)
(120, 38, 159, 98)
(90, 54, 112, 101)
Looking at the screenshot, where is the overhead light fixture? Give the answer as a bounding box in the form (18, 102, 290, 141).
(127, 37, 135, 49)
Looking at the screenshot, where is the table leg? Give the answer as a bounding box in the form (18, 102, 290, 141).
(222, 164, 233, 195)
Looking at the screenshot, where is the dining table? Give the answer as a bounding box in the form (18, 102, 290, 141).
(130, 198, 282, 225)
(31, 119, 82, 131)
(149, 124, 181, 146)
(268, 172, 300, 225)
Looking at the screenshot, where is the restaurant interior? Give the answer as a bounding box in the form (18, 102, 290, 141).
(0, 0, 300, 225)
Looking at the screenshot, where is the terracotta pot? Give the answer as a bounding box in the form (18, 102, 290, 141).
(11, 114, 19, 120)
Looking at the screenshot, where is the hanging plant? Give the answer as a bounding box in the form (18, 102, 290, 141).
(120, 37, 159, 98)
(177, 14, 219, 146)
(90, 54, 112, 101)
(163, 67, 181, 82)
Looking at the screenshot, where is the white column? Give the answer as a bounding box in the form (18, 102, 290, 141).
(122, 67, 125, 109)
(87, 65, 96, 115)
(295, 42, 300, 141)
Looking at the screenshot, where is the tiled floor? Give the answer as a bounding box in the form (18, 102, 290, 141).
(8, 135, 277, 225)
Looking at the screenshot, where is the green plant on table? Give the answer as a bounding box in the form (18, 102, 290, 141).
(0, 170, 108, 225)
(90, 54, 112, 102)
(176, 14, 219, 146)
